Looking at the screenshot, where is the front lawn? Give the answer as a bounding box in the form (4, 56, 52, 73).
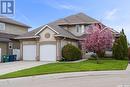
(0, 59, 128, 79)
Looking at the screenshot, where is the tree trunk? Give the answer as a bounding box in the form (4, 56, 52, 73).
(96, 55, 100, 64)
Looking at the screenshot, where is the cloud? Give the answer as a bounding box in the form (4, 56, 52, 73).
(14, 10, 31, 26)
(104, 9, 118, 20)
(58, 4, 85, 11)
(34, 0, 86, 11)
(20, 14, 30, 23)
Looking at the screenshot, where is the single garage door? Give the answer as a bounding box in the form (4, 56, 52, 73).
(23, 45, 36, 60)
(40, 44, 56, 61)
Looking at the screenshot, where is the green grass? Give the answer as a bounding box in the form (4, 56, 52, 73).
(0, 59, 128, 79)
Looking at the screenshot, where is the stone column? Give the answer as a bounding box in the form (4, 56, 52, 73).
(36, 41, 40, 61)
(20, 40, 23, 61)
(56, 39, 60, 60)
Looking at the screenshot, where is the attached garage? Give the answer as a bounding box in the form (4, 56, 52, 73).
(40, 44, 56, 61)
(18, 25, 79, 62)
(23, 45, 36, 61)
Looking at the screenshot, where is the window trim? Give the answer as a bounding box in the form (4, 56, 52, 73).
(76, 25, 80, 33)
(0, 22, 5, 30)
(76, 25, 85, 33)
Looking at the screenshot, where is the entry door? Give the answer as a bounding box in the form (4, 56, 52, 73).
(40, 44, 56, 61)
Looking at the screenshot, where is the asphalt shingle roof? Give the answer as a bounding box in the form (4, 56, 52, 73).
(0, 16, 31, 28)
(15, 13, 100, 40)
(0, 38, 11, 42)
(55, 13, 99, 25)
(0, 32, 18, 39)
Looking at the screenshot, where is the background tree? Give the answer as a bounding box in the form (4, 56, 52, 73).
(128, 47, 130, 63)
(112, 29, 128, 59)
(121, 29, 128, 57)
(81, 24, 113, 63)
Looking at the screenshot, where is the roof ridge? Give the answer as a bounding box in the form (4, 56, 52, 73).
(76, 13, 99, 23)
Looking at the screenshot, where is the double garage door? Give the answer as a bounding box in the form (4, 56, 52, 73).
(23, 44, 56, 61)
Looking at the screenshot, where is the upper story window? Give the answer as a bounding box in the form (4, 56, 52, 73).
(0, 23, 5, 30)
(76, 25, 85, 33)
(76, 25, 80, 33)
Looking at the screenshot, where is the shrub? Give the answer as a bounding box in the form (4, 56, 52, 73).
(62, 44, 82, 61)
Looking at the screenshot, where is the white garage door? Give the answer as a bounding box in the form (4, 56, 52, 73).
(23, 45, 36, 60)
(40, 44, 56, 61)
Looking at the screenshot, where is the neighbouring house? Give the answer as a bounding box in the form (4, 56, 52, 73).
(16, 13, 119, 61)
(0, 16, 31, 61)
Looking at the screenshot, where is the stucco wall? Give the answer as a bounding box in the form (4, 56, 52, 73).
(61, 39, 78, 48)
(22, 40, 37, 45)
(12, 40, 20, 49)
(39, 27, 56, 42)
(62, 25, 84, 36)
(0, 23, 28, 35)
(0, 42, 8, 55)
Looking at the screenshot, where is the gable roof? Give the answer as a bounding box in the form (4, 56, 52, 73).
(0, 16, 31, 28)
(55, 13, 99, 25)
(15, 23, 79, 40)
(15, 13, 100, 40)
(48, 23, 79, 39)
(35, 25, 60, 35)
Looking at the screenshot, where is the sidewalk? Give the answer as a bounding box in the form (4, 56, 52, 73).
(126, 64, 130, 71)
(0, 61, 51, 75)
(0, 70, 129, 87)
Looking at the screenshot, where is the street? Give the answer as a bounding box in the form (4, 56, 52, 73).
(0, 67, 129, 87)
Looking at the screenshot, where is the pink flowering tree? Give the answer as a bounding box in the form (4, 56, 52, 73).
(80, 24, 113, 62)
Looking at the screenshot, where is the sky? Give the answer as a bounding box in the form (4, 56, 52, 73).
(12, 0, 130, 41)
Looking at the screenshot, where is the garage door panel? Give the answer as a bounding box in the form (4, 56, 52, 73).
(40, 44, 56, 61)
(23, 45, 36, 60)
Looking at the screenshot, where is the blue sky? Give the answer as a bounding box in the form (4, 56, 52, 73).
(13, 0, 130, 41)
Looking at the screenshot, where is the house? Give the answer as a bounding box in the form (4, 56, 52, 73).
(16, 13, 119, 61)
(0, 16, 31, 61)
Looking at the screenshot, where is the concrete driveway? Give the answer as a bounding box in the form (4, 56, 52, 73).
(0, 65, 129, 87)
(0, 61, 51, 75)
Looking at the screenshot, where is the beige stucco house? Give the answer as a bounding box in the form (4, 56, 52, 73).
(15, 13, 119, 61)
(0, 16, 31, 61)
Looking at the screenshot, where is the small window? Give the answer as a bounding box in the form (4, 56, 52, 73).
(81, 25, 85, 33)
(0, 23, 5, 30)
(76, 25, 80, 33)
